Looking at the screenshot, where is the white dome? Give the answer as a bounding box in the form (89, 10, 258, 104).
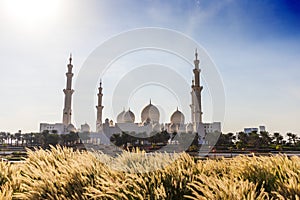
(170, 108, 185, 124)
(117, 110, 125, 123)
(81, 123, 90, 132)
(123, 109, 135, 123)
(117, 109, 135, 123)
(141, 101, 160, 123)
(66, 123, 76, 132)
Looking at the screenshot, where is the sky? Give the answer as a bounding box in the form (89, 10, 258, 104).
(0, 0, 299, 135)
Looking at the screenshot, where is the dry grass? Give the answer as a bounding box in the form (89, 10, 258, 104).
(0, 146, 299, 199)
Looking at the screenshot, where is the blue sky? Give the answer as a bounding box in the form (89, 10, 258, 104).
(0, 0, 299, 135)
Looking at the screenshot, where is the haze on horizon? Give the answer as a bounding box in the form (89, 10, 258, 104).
(0, 0, 299, 135)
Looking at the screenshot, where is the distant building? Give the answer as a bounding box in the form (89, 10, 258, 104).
(40, 123, 65, 134)
(244, 125, 266, 134)
(203, 122, 222, 134)
(259, 126, 266, 132)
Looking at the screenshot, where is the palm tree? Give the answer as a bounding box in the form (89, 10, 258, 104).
(68, 132, 79, 146)
(30, 132, 34, 146)
(227, 132, 236, 145)
(248, 131, 260, 147)
(236, 132, 248, 149)
(10, 134, 15, 146)
(291, 134, 298, 145)
(6, 133, 11, 146)
(278, 135, 284, 144)
(46, 133, 60, 146)
(23, 133, 33, 146)
(110, 133, 122, 147)
(22, 133, 28, 146)
(15, 130, 21, 146)
(260, 131, 272, 146)
(287, 133, 292, 144)
(273, 132, 282, 145)
(0, 132, 6, 145)
(33, 132, 44, 147)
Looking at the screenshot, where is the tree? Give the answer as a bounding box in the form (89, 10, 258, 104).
(110, 133, 123, 147)
(260, 131, 272, 146)
(32, 132, 43, 146)
(291, 133, 298, 145)
(287, 133, 293, 144)
(190, 132, 200, 151)
(216, 133, 236, 147)
(273, 132, 283, 145)
(237, 132, 248, 148)
(6, 133, 11, 146)
(14, 130, 21, 146)
(67, 132, 79, 146)
(22, 133, 31, 146)
(9, 134, 15, 146)
(46, 133, 60, 146)
(41, 130, 50, 148)
(227, 132, 236, 145)
(0, 132, 6, 145)
(110, 131, 171, 150)
(247, 131, 261, 148)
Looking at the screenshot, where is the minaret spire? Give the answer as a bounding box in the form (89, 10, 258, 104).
(62, 54, 75, 126)
(96, 80, 104, 132)
(69, 53, 72, 64)
(194, 48, 200, 70)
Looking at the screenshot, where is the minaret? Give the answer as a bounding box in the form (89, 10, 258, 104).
(96, 80, 104, 132)
(62, 54, 74, 126)
(190, 49, 203, 129)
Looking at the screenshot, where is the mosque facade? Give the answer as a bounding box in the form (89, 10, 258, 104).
(40, 50, 221, 142)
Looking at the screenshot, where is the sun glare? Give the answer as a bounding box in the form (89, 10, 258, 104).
(2, 0, 61, 28)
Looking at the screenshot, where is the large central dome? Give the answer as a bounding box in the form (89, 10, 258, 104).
(141, 101, 160, 123)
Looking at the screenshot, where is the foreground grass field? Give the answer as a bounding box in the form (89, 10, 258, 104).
(0, 146, 299, 199)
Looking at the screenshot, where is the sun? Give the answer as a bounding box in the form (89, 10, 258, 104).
(2, 0, 61, 28)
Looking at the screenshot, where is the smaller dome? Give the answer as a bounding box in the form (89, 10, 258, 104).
(117, 110, 125, 123)
(81, 123, 90, 132)
(170, 108, 185, 124)
(67, 123, 76, 132)
(117, 109, 135, 123)
(123, 109, 135, 123)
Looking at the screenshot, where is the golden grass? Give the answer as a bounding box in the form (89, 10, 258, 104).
(0, 146, 299, 199)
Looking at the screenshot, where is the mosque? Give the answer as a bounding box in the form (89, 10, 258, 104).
(40, 50, 221, 144)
